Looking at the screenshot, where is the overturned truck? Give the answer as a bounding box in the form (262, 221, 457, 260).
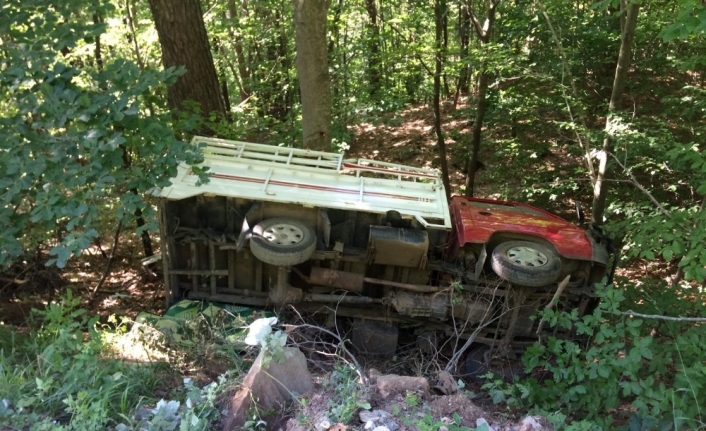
(156, 136, 613, 359)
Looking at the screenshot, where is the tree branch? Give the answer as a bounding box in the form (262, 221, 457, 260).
(467, 2, 485, 38)
(607, 152, 673, 220)
(623, 310, 706, 323)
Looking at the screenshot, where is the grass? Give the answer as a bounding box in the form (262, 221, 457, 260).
(0, 291, 242, 430)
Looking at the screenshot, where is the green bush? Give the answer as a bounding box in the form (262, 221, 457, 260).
(0, 291, 233, 430)
(483, 280, 706, 429)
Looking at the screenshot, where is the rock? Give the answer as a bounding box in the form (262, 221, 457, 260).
(359, 409, 398, 431)
(376, 374, 429, 398)
(439, 427, 449, 431)
(285, 418, 306, 431)
(368, 368, 382, 383)
(222, 347, 314, 430)
(476, 418, 496, 431)
(519, 416, 545, 431)
(433, 371, 458, 395)
(372, 427, 390, 431)
(315, 416, 333, 431)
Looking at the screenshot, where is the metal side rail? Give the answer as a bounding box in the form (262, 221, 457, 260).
(157, 136, 452, 229)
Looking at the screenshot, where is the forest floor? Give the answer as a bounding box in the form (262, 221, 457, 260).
(0, 100, 643, 429)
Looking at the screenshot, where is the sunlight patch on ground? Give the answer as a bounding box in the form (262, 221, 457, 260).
(104, 323, 171, 363)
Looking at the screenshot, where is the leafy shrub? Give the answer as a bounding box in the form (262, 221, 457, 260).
(484, 280, 706, 429)
(0, 291, 233, 430)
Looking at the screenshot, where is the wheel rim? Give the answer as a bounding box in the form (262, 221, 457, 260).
(506, 246, 548, 267)
(262, 223, 305, 245)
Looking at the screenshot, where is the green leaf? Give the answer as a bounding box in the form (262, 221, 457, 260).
(663, 248, 674, 261)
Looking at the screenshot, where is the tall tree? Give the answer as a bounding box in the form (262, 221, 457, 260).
(591, 1, 640, 224)
(148, 0, 226, 126)
(465, 0, 500, 197)
(365, 0, 382, 97)
(293, 0, 332, 150)
(456, 0, 472, 100)
(434, 0, 453, 197)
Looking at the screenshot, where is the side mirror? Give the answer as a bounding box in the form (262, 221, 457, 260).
(575, 201, 585, 225)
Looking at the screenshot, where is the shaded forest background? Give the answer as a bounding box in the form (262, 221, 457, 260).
(2, 0, 706, 429)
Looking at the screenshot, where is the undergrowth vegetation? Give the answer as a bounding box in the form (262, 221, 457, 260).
(483, 280, 706, 429)
(0, 292, 237, 430)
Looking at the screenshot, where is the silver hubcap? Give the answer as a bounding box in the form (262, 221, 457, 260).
(507, 246, 548, 267)
(263, 223, 304, 245)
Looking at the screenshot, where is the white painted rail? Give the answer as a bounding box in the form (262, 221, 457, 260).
(157, 136, 451, 229)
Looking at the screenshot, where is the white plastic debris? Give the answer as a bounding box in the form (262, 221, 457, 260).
(243, 317, 278, 346)
(315, 417, 333, 431)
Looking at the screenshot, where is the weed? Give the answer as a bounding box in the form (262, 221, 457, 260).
(484, 280, 706, 428)
(0, 291, 236, 430)
(322, 362, 370, 424)
(404, 390, 420, 408)
(415, 412, 472, 431)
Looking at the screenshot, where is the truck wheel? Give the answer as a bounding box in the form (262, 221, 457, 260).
(491, 240, 561, 287)
(250, 218, 316, 266)
(464, 345, 491, 380)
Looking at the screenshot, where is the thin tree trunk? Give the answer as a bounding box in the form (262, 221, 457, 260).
(365, 0, 382, 97)
(465, 69, 488, 196)
(457, 1, 472, 97)
(293, 0, 332, 150)
(591, 1, 640, 224)
(442, 1, 450, 97)
(434, 0, 452, 198)
(464, 0, 499, 196)
(93, 14, 103, 72)
(227, 0, 250, 101)
(120, 146, 154, 258)
(125, 0, 145, 71)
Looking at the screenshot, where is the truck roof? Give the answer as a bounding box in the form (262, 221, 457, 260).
(156, 136, 452, 229)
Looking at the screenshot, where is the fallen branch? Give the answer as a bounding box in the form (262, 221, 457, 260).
(0, 276, 28, 286)
(623, 310, 706, 323)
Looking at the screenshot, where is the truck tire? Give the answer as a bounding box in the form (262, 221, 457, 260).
(250, 218, 316, 266)
(491, 240, 561, 287)
(464, 345, 491, 380)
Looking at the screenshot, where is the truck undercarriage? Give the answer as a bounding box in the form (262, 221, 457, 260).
(157, 137, 613, 363)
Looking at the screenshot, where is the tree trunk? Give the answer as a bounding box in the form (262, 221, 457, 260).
(227, 0, 250, 102)
(126, 0, 146, 71)
(465, 69, 488, 196)
(93, 13, 103, 72)
(293, 0, 332, 151)
(457, 1, 472, 96)
(148, 0, 226, 128)
(364, 0, 382, 97)
(434, 0, 452, 198)
(442, 1, 450, 97)
(591, 1, 640, 224)
(464, 0, 499, 196)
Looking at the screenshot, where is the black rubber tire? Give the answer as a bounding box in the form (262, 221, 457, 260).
(464, 345, 491, 380)
(250, 217, 316, 266)
(491, 240, 561, 287)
